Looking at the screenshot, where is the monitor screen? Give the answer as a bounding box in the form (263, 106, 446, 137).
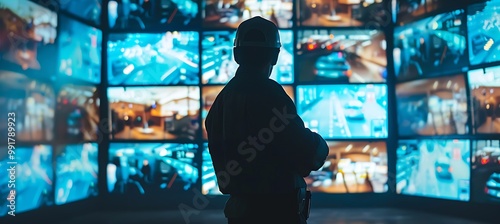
(201, 85, 294, 139)
(107, 32, 199, 85)
(108, 0, 199, 30)
(58, 15, 102, 84)
(393, 10, 468, 81)
(305, 141, 387, 193)
(202, 0, 293, 28)
(467, 0, 500, 66)
(0, 0, 58, 80)
(296, 29, 387, 83)
(296, 84, 388, 139)
(57, 0, 101, 26)
(468, 66, 500, 134)
(55, 84, 100, 142)
(396, 139, 470, 201)
(297, 0, 388, 27)
(108, 143, 199, 194)
(55, 143, 98, 205)
(395, 0, 458, 25)
(396, 74, 469, 136)
(0, 145, 54, 216)
(472, 140, 500, 203)
(0, 71, 55, 142)
(201, 85, 224, 140)
(201, 30, 294, 84)
(202, 143, 222, 195)
(108, 86, 200, 140)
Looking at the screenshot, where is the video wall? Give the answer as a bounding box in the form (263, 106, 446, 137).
(0, 0, 101, 217)
(101, 0, 392, 199)
(393, 0, 500, 204)
(2, 0, 500, 218)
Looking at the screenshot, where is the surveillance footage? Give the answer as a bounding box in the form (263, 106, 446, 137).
(202, 145, 222, 195)
(397, 139, 470, 201)
(0, 0, 58, 80)
(108, 86, 200, 140)
(201, 85, 224, 140)
(108, 143, 199, 194)
(297, 0, 388, 27)
(305, 141, 387, 193)
(108, 0, 199, 30)
(396, 75, 468, 136)
(107, 32, 199, 85)
(296, 84, 388, 139)
(55, 85, 100, 142)
(57, 0, 102, 26)
(201, 30, 294, 84)
(55, 143, 98, 205)
(396, 75, 469, 136)
(296, 29, 387, 83)
(393, 10, 468, 81)
(0, 145, 54, 216)
(203, 0, 293, 28)
(58, 15, 102, 84)
(0, 71, 55, 142)
(201, 85, 294, 139)
(395, 0, 457, 25)
(469, 66, 500, 134)
(467, 0, 500, 66)
(472, 140, 500, 203)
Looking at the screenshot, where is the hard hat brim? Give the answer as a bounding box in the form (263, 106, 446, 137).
(235, 41, 281, 48)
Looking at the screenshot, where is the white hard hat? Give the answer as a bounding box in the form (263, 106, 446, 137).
(234, 16, 281, 48)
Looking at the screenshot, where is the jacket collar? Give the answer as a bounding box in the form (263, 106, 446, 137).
(235, 66, 269, 81)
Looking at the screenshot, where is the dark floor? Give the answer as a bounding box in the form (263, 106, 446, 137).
(60, 208, 489, 224)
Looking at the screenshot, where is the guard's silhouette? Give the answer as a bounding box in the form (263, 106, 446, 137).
(205, 16, 329, 224)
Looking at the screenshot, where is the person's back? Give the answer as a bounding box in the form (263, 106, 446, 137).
(205, 16, 329, 224)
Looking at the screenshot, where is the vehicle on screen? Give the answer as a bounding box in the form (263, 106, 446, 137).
(435, 156, 453, 180)
(485, 172, 500, 199)
(397, 139, 470, 201)
(314, 51, 351, 81)
(344, 100, 364, 120)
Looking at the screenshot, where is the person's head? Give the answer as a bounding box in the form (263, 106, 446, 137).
(233, 16, 281, 75)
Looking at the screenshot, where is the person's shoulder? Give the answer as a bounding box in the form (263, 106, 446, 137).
(262, 79, 293, 102)
(264, 78, 282, 88)
(259, 79, 281, 92)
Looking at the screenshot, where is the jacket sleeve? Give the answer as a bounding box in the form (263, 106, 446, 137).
(257, 84, 329, 176)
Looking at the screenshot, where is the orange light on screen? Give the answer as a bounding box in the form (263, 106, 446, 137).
(345, 70, 352, 77)
(307, 43, 315, 51)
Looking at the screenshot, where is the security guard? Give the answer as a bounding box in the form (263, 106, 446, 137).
(205, 16, 329, 224)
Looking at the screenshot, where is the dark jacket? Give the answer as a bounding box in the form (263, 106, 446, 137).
(205, 67, 329, 195)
